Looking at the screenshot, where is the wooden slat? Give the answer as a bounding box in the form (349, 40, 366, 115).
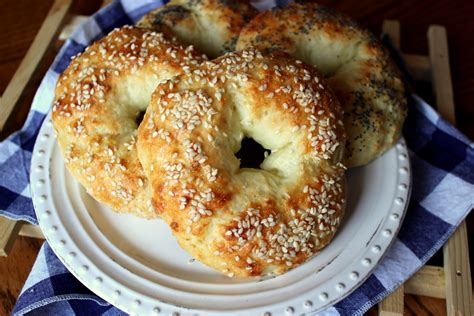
(443, 222, 472, 316)
(383, 20, 432, 81)
(428, 25, 473, 316)
(405, 265, 446, 299)
(428, 25, 456, 124)
(383, 21, 433, 82)
(379, 285, 404, 316)
(383, 20, 401, 48)
(19, 224, 45, 239)
(0, 0, 72, 130)
(0, 217, 21, 256)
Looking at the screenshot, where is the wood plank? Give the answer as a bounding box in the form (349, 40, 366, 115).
(382, 21, 433, 81)
(0, 235, 44, 315)
(0, 218, 21, 256)
(404, 295, 448, 316)
(443, 222, 472, 316)
(428, 24, 473, 316)
(405, 265, 446, 299)
(382, 20, 401, 49)
(19, 224, 44, 239)
(0, 0, 72, 130)
(379, 285, 404, 316)
(382, 20, 432, 82)
(428, 25, 456, 124)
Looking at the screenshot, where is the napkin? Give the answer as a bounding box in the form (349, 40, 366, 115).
(1, 1, 472, 315)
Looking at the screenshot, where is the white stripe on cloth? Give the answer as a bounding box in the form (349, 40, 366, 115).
(30, 70, 59, 114)
(311, 306, 339, 316)
(21, 186, 31, 198)
(69, 17, 104, 46)
(0, 141, 21, 164)
(420, 173, 474, 226)
(121, 0, 164, 20)
(372, 239, 421, 289)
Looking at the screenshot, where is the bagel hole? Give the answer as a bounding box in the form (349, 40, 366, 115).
(135, 110, 146, 126)
(235, 137, 270, 169)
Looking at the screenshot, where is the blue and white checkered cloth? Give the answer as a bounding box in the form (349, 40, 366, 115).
(1, 0, 473, 315)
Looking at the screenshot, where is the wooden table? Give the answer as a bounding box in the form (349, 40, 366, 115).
(0, 0, 473, 315)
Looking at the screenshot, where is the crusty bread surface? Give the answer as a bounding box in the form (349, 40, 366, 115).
(137, 48, 347, 277)
(52, 26, 206, 218)
(237, 2, 407, 167)
(138, 0, 257, 58)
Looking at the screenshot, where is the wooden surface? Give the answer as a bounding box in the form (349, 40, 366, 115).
(0, 218, 21, 257)
(18, 224, 45, 239)
(444, 223, 473, 315)
(0, 236, 43, 314)
(0, 0, 72, 130)
(427, 24, 473, 316)
(379, 286, 404, 316)
(379, 20, 472, 315)
(428, 25, 456, 124)
(405, 265, 446, 299)
(0, 0, 473, 315)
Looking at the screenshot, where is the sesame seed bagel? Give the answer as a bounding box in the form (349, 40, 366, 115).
(52, 26, 206, 218)
(137, 49, 347, 277)
(137, 0, 257, 58)
(237, 2, 407, 168)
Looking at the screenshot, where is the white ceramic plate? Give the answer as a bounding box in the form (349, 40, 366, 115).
(31, 113, 411, 315)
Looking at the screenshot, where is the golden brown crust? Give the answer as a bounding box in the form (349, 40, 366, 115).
(137, 0, 257, 58)
(237, 2, 407, 167)
(52, 26, 206, 218)
(137, 48, 346, 277)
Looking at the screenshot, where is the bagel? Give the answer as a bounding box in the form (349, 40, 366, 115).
(52, 26, 205, 218)
(237, 2, 407, 168)
(137, 0, 257, 58)
(137, 48, 347, 277)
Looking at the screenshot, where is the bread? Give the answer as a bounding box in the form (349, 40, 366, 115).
(237, 1, 407, 168)
(52, 26, 205, 218)
(137, 0, 257, 58)
(137, 48, 346, 277)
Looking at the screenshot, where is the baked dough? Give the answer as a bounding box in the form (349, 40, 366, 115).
(237, 2, 407, 167)
(137, 0, 257, 58)
(137, 48, 346, 277)
(52, 26, 205, 218)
